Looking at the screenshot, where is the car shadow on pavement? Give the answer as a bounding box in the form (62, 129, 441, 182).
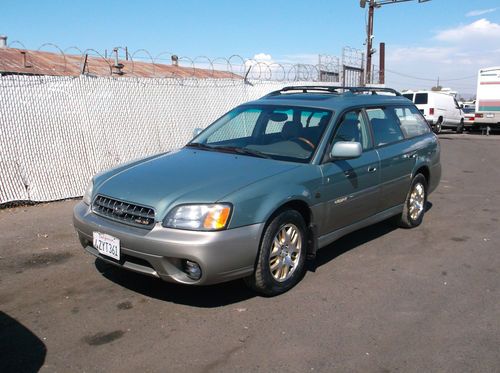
(0, 311, 47, 372)
(312, 218, 399, 270)
(95, 259, 256, 307)
(313, 202, 432, 270)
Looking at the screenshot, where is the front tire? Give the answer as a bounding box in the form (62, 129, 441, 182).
(398, 174, 428, 228)
(245, 210, 307, 296)
(456, 119, 464, 134)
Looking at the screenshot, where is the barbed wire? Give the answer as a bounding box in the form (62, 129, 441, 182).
(342, 46, 364, 68)
(0, 41, 357, 83)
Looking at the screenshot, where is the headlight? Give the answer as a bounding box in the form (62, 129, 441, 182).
(83, 179, 94, 205)
(163, 204, 232, 231)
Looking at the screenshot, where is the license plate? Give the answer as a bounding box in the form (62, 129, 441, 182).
(486, 113, 494, 118)
(93, 232, 120, 260)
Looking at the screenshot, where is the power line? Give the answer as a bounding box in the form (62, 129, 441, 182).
(385, 68, 476, 82)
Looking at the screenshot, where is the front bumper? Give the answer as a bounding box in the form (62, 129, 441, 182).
(73, 202, 263, 285)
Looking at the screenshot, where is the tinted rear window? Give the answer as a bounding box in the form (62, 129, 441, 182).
(403, 94, 414, 101)
(414, 93, 428, 105)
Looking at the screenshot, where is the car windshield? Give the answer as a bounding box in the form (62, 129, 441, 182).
(187, 105, 333, 163)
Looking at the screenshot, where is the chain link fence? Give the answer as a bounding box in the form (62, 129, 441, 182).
(0, 74, 335, 204)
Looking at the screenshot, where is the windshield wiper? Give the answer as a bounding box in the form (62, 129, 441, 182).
(185, 142, 215, 151)
(213, 146, 272, 159)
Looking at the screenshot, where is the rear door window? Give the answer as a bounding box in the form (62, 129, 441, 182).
(366, 108, 405, 147)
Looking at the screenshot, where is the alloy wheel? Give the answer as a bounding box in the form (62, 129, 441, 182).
(269, 223, 302, 282)
(409, 182, 425, 221)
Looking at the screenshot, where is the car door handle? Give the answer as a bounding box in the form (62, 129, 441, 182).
(367, 166, 377, 173)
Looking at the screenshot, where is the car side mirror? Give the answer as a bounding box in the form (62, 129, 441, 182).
(330, 141, 362, 160)
(192, 127, 203, 138)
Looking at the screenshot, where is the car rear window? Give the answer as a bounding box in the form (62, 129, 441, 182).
(414, 93, 428, 105)
(403, 93, 414, 101)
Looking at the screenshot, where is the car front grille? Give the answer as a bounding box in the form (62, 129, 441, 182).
(92, 195, 156, 229)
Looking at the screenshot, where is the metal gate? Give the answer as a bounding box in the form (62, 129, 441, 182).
(341, 47, 365, 86)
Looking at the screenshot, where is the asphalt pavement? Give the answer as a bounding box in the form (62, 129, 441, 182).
(1, 133, 499, 372)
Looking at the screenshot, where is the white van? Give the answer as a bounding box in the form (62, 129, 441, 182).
(403, 91, 464, 133)
(476, 67, 500, 128)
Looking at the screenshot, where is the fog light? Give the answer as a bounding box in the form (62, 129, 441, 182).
(183, 260, 202, 280)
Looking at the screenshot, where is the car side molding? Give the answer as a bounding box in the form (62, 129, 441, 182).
(317, 204, 404, 249)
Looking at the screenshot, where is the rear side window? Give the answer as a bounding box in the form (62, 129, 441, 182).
(403, 93, 414, 101)
(366, 108, 404, 147)
(392, 106, 430, 138)
(414, 93, 428, 105)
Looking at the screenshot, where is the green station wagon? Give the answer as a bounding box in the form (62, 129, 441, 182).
(73, 86, 441, 295)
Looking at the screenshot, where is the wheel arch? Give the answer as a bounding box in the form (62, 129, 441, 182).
(414, 165, 430, 185)
(260, 198, 316, 258)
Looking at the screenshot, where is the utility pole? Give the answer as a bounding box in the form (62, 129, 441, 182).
(379, 42, 385, 84)
(366, 1, 374, 84)
(360, 0, 431, 85)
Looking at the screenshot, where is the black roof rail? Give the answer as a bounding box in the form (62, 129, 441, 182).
(264, 85, 341, 97)
(264, 85, 401, 97)
(342, 86, 401, 96)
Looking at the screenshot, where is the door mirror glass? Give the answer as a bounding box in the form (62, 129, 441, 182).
(330, 141, 362, 160)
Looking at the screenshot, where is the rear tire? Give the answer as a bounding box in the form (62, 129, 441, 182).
(245, 210, 307, 296)
(398, 174, 428, 228)
(433, 118, 443, 134)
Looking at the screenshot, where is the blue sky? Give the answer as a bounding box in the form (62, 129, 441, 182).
(2, 0, 500, 96)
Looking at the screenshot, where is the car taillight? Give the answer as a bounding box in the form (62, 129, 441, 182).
(429, 108, 434, 115)
(468, 117, 475, 121)
(475, 113, 483, 118)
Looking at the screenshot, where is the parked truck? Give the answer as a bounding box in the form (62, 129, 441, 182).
(476, 67, 500, 129)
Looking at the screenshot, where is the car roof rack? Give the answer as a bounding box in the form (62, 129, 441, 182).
(265, 85, 401, 97)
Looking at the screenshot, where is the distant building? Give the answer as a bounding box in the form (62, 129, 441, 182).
(0, 37, 240, 79)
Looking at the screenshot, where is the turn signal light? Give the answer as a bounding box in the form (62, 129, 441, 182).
(203, 206, 231, 230)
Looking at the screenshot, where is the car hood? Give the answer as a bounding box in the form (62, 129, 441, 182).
(95, 148, 299, 219)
